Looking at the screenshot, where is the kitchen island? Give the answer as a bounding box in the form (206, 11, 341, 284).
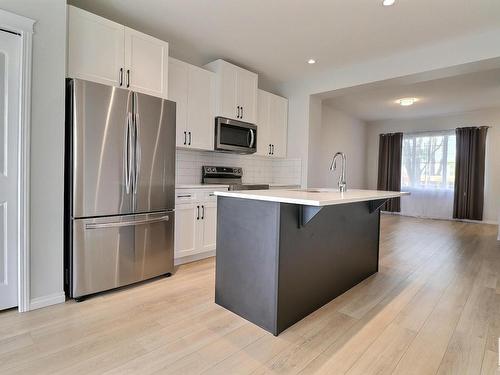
(213, 188, 409, 335)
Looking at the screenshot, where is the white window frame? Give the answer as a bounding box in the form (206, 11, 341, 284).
(0, 9, 35, 312)
(402, 130, 456, 190)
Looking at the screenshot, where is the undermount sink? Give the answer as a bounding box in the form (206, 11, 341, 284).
(292, 188, 339, 193)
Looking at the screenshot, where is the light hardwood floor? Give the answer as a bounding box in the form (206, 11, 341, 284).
(1, 215, 499, 374)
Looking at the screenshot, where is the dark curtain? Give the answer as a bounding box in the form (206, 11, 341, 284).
(377, 133, 403, 212)
(453, 126, 488, 220)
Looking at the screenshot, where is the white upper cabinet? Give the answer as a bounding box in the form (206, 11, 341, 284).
(269, 93, 288, 158)
(217, 63, 238, 120)
(68, 6, 124, 87)
(67, 6, 169, 99)
(257, 89, 288, 158)
(187, 65, 215, 150)
(237, 69, 258, 123)
(124, 27, 169, 98)
(204, 60, 258, 123)
(168, 58, 215, 151)
(256, 90, 270, 156)
(168, 58, 189, 147)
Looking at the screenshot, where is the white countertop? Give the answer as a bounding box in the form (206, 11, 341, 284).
(176, 184, 229, 189)
(214, 188, 409, 207)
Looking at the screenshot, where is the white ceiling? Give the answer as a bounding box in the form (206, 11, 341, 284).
(323, 66, 500, 122)
(68, 0, 500, 85)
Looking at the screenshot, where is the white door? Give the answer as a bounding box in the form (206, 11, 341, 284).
(174, 204, 198, 258)
(236, 69, 258, 123)
(67, 6, 125, 87)
(270, 95, 288, 158)
(0, 30, 20, 310)
(256, 90, 271, 156)
(200, 202, 217, 252)
(168, 58, 188, 147)
(124, 27, 169, 98)
(187, 66, 214, 151)
(219, 63, 238, 120)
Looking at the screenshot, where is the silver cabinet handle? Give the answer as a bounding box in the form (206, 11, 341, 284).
(126, 69, 130, 88)
(241, 106, 244, 119)
(201, 205, 205, 220)
(176, 194, 192, 198)
(196, 205, 200, 220)
(236, 106, 240, 119)
(119, 68, 123, 86)
(183, 131, 187, 145)
(188, 131, 192, 145)
(208, 193, 215, 196)
(271, 144, 274, 155)
(86, 215, 169, 230)
(269, 144, 272, 155)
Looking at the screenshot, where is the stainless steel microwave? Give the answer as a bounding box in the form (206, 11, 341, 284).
(215, 117, 257, 154)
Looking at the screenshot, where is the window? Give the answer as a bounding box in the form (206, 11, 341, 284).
(401, 131, 456, 190)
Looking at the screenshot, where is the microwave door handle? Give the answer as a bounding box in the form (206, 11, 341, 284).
(249, 129, 255, 148)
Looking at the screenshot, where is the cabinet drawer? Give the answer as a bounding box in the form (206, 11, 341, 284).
(175, 190, 199, 203)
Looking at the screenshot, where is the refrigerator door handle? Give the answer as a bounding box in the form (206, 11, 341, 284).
(85, 215, 170, 230)
(124, 112, 133, 194)
(133, 93, 141, 195)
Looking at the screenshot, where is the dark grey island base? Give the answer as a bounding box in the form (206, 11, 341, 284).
(215, 196, 389, 336)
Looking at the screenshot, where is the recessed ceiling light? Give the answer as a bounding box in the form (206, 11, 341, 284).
(397, 98, 418, 106)
(382, 0, 396, 6)
(307, 59, 316, 64)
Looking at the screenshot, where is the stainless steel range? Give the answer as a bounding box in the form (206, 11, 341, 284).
(202, 166, 269, 190)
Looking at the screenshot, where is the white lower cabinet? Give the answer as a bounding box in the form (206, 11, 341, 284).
(174, 188, 226, 264)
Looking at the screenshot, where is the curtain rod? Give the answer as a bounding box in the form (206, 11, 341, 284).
(381, 126, 490, 136)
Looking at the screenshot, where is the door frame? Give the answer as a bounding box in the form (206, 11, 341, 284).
(0, 9, 35, 312)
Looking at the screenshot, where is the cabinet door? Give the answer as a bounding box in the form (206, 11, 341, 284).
(174, 203, 198, 258)
(200, 202, 217, 252)
(270, 94, 288, 158)
(256, 90, 271, 156)
(68, 6, 124, 87)
(218, 63, 239, 120)
(187, 66, 215, 151)
(237, 69, 258, 123)
(168, 58, 189, 147)
(124, 27, 169, 98)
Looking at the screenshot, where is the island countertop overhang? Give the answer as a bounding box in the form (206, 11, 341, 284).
(214, 188, 409, 207)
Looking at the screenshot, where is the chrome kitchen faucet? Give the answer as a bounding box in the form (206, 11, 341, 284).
(330, 152, 347, 192)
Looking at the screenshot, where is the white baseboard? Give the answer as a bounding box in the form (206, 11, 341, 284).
(175, 250, 216, 266)
(382, 212, 498, 225)
(29, 291, 65, 311)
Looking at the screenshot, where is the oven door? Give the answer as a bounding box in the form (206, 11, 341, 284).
(215, 117, 257, 154)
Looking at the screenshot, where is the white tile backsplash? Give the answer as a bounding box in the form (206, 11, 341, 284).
(176, 150, 302, 186)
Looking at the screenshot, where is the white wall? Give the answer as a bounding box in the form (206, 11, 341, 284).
(0, 1, 66, 306)
(308, 105, 368, 188)
(366, 107, 500, 223)
(279, 28, 500, 188)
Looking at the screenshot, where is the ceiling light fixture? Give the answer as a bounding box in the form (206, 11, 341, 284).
(307, 59, 316, 64)
(382, 0, 396, 6)
(397, 97, 418, 106)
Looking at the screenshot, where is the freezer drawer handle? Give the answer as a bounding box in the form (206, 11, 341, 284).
(85, 215, 170, 230)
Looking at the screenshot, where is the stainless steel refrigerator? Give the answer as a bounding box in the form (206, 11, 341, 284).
(64, 79, 176, 299)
